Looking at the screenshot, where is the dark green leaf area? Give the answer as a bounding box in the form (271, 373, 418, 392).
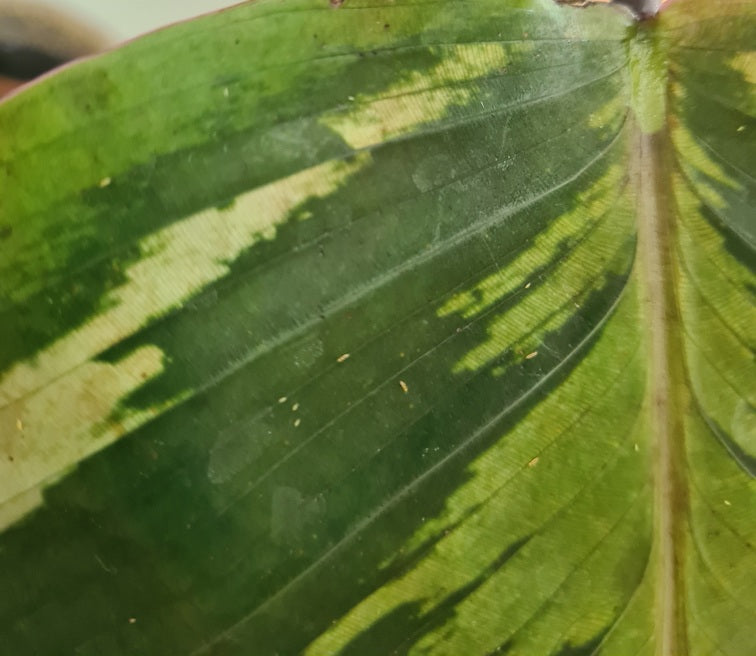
(0, 2, 649, 654)
(0, 0, 621, 366)
(100, 66, 627, 416)
(669, 50, 756, 250)
(0, 1, 622, 370)
(0, 266, 637, 655)
(0, 148, 638, 656)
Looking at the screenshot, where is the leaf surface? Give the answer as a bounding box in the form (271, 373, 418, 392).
(0, 0, 753, 654)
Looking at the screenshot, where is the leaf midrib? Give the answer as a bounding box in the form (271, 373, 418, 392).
(633, 123, 689, 656)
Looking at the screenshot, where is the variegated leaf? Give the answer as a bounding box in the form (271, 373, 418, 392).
(0, 0, 753, 654)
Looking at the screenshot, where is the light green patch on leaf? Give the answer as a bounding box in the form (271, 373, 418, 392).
(0, 152, 369, 407)
(0, 345, 166, 529)
(439, 161, 634, 374)
(589, 92, 627, 130)
(0, 0, 754, 654)
(628, 22, 668, 134)
(730, 51, 756, 85)
(308, 277, 648, 656)
(0, 152, 369, 528)
(320, 42, 525, 148)
(669, 98, 741, 210)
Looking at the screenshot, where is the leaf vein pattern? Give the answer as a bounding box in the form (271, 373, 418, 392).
(675, 246, 754, 352)
(53, 114, 628, 437)
(220, 223, 634, 514)
(191, 273, 633, 655)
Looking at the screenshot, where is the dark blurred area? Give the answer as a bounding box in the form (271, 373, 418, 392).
(0, 0, 106, 98)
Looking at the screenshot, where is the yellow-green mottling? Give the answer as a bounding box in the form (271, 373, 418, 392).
(307, 284, 648, 656)
(628, 23, 668, 134)
(439, 163, 633, 374)
(321, 42, 524, 148)
(0, 153, 369, 528)
(0, 0, 753, 654)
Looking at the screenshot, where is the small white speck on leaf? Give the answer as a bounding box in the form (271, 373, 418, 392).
(399, 380, 409, 393)
(737, 125, 745, 132)
(223, 87, 229, 97)
(525, 351, 538, 360)
(634, 443, 640, 452)
(128, 618, 137, 624)
(525, 282, 532, 289)
(292, 403, 299, 412)
(348, 95, 355, 101)
(294, 418, 302, 428)
(724, 499, 731, 506)
(527, 456, 539, 468)
(278, 396, 287, 404)
(337, 353, 350, 363)
(99, 177, 111, 188)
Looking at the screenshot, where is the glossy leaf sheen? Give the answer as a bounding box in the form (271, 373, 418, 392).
(0, 0, 753, 654)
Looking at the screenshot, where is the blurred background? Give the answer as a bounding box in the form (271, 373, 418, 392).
(0, 0, 240, 96)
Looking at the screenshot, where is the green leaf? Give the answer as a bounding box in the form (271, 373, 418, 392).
(0, 0, 753, 654)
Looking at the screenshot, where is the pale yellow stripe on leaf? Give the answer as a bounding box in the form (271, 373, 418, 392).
(0, 487, 44, 535)
(443, 176, 633, 374)
(438, 164, 624, 322)
(675, 178, 756, 458)
(670, 89, 741, 210)
(730, 51, 756, 90)
(0, 153, 370, 408)
(674, 175, 756, 345)
(415, 427, 647, 655)
(305, 288, 644, 656)
(678, 262, 756, 406)
(0, 155, 370, 527)
(321, 43, 523, 149)
(589, 93, 627, 130)
(685, 340, 755, 448)
(0, 345, 166, 529)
